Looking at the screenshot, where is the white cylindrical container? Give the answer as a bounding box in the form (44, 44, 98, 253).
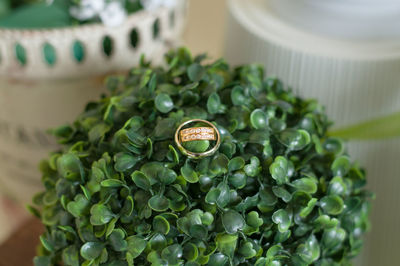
(0, 0, 188, 203)
(225, 0, 400, 265)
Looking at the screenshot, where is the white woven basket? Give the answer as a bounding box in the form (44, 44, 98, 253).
(0, 0, 188, 203)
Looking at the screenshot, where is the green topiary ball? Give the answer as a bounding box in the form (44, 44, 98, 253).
(32, 48, 372, 266)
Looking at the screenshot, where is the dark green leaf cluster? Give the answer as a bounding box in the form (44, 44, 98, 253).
(32, 48, 372, 266)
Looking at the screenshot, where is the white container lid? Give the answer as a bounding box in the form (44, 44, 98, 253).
(229, 0, 400, 59)
(269, 0, 400, 40)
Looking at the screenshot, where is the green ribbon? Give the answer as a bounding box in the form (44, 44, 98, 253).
(328, 111, 400, 140)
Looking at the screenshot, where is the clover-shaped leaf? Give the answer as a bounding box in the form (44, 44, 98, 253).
(300, 198, 318, 218)
(62, 246, 79, 266)
(231, 86, 249, 106)
(270, 156, 289, 185)
(272, 209, 291, 233)
(328, 176, 347, 195)
(57, 153, 84, 181)
(296, 234, 320, 264)
(114, 152, 139, 172)
(216, 233, 238, 258)
(181, 161, 199, 183)
(222, 210, 245, 234)
(291, 178, 317, 194)
(322, 227, 346, 252)
(250, 109, 268, 129)
(187, 63, 206, 82)
(148, 195, 169, 212)
(67, 194, 89, 218)
(183, 243, 199, 261)
(149, 233, 167, 251)
(314, 215, 339, 229)
(131, 171, 151, 190)
(207, 93, 225, 114)
(109, 229, 128, 252)
(80, 242, 104, 260)
(160, 168, 177, 185)
(161, 244, 183, 265)
(278, 129, 311, 151)
(126, 236, 147, 259)
(320, 195, 344, 215)
(331, 156, 351, 177)
(190, 224, 208, 240)
(155, 93, 174, 113)
(272, 186, 292, 203)
(238, 241, 257, 259)
(228, 156, 245, 172)
(210, 153, 229, 175)
(228, 171, 247, 189)
(90, 204, 115, 226)
(244, 156, 261, 177)
(153, 215, 170, 235)
(201, 212, 214, 226)
(246, 211, 263, 228)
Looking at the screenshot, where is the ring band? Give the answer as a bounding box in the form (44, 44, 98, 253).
(180, 127, 216, 142)
(175, 119, 221, 159)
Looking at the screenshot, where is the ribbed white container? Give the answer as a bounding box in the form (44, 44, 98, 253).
(225, 0, 400, 265)
(0, 0, 188, 203)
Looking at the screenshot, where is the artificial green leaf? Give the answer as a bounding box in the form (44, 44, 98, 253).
(331, 156, 351, 177)
(148, 195, 169, 212)
(57, 153, 84, 181)
(126, 236, 147, 259)
(216, 233, 238, 258)
(322, 227, 346, 252)
(101, 179, 125, 188)
(291, 178, 317, 194)
(90, 204, 115, 226)
(181, 161, 199, 183)
(62, 246, 79, 266)
(153, 215, 170, 235)
(190, 224, 208, 240)
(278, 129, 311, 151)
(109, 229, 128, 252)
(296, 234, 320, 264)
(250, 109, 268, 129)
(114, 153, 139, 172)
(131, 171, 151, 190)
(228, 157, 245, 172)
(320, 195, 344, 215)
(222, 210, 245, 234)
(155, 93, 174, 113)
(183, 243, 199, 261)
(270, 156, 289, 185)
(207, 93, 222, 114)
(210, 153, 229, 175)
(328, 176, 347, 195)
(272, 209, 291, 232)
(161, 244, 183, 264)
(238, 241, 257, 259)
(67, 194, 89, 218)
(80, 242, 104, 260)
(246, 211, 263, 228)
(187, 63, 206, 82)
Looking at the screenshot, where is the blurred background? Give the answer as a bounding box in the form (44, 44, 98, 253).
(1, 0, 399, 265)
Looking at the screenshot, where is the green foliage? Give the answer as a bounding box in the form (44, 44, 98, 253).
(33, 48, 372, 266)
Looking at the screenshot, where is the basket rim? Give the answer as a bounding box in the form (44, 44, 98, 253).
(0, 5, 172, 34)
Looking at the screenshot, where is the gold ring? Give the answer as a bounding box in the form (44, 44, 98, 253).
(175, 119, 221, 159)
